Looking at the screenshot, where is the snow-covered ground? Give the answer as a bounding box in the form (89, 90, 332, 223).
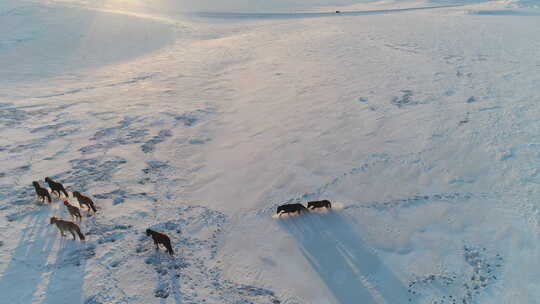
(1, 0, 540, 303)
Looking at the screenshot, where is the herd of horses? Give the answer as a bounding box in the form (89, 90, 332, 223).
(34, 178, 333, 256)
(33, 177, 95, 241)
(32, 177, 174, 256)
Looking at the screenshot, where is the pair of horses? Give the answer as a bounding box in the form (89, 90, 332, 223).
(33, 177, 68, 203)
(276, 200, 332, 216)
(33, 177, 174, 256)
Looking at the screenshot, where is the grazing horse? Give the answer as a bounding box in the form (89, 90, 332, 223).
(276, 203, 308, 216)
(33, 181, 51, 203)
(45, 177, 69, 198)
(307, 200, 332, 210)
(146, 229, 174, 256)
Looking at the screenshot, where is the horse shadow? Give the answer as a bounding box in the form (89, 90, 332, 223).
(42, 237, 90, 304)
(152, 252, 182, 304)
(278, 211, 408, 304)
(0, 207, 57, 303)
(169, 268, 182, 304)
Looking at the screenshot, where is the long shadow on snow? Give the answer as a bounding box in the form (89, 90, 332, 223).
(169, 268, 182, 304)
(0, 207, 57, 303)
(278, 211, 408, 304)
(42, 238, 90, 304)
(152, 252, 182, 304)
(470, 9, 540, 16)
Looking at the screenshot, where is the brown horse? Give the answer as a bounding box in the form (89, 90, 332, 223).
(64, 200, 82, 221)
(73, 191, 97, 214)
(146, 229, 174, 256)
(33, 181, 51, 203)
(50, 217, 85, 240)
(45, 177, 69, 198)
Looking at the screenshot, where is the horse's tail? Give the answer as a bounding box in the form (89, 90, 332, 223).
(165, 241, 174, 256)
(89, 202, 97, 213)
(74, 225, 85, 240)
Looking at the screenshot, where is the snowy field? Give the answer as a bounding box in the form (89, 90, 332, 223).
(1, 0, 540, 303)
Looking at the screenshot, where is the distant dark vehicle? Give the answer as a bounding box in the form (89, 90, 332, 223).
(45, 177, 69, 198)
(276, 203, 308, 216)
(307, 200, 332, 210)
(146, 229, 174, 256)
(335, 10, 341, 13)
(33, 181, 51, 203)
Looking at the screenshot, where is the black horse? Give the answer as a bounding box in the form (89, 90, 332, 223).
(146, 229, 174, 256)
(307, 200, 332, 210)
(276, 203, 308, 216)
(33, 181, 51, 203)
(45, 177, 69, 198)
